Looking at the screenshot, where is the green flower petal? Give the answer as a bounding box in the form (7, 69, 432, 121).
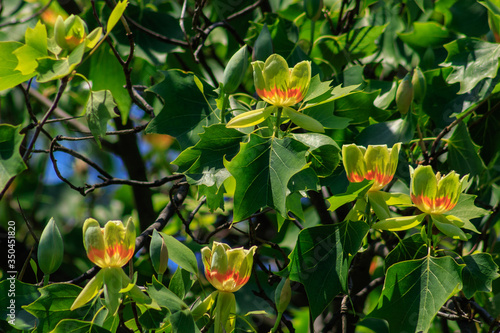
(70, 270, 104, 311)
(342, 144, 366, 182)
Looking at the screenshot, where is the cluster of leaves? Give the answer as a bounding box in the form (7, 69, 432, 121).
(2, 0, 500, 332)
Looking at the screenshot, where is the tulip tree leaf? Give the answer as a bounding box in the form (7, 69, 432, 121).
(0, 41, 35, 91)
(304, 75, 332, 102)
(302, 100, 352, 129)
(170, 309, 201, 333)
(159, 233, 198, 275)
(333, 91, 390, 124)
(138, 307, 169, 330)
(89, 44, 131, 122)
(23, 283, 91, 332)
(169, 268, 194, 300)
(385, 234, 427, 270)
(224, 134, 309, 222)
(292, 133, 340, 177)
(288, 221, 370, 319)
(446, 122, 486, 177)
(442, 38, 500, 94)
(36, 42, 85, 82)
(327, 180, 373, 212)
(146, 70, 219, 149)
(173, 124, 245, 187)
(106, 0, 129, 36)
(85, 90, 118, 148)
(356, 114, 416, 147)
(447, 193, 489, 223)
(369, 256, 463, 333)
(13, 21, 48, 75)
(51, 319, 111, 333)
(459, 253, 500, 299)
(252, 23, 273, 61)
(0, 124, 27, 190)
(315, 25, 386, 69)
(0, 279, 39, 330)
(398, 22, 451, 50)
(147, 276, 187, 312)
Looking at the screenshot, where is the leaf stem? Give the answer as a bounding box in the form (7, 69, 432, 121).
(220, 92, 229, 124)
(43, 274, 49, 286)
(270, 312, 283, 333)
(274, 107, 283, 138)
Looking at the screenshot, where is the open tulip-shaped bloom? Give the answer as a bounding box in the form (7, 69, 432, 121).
(200, 242, 256, 333)
(71, 218, 150, 314)
(342, 143, 401, 192)
(201, 242, 257, 293)
(253, 54, 311, 107)
(226, 54, 324, 132)
(410, 165, 466, 215)
(83, 218, 135, 268)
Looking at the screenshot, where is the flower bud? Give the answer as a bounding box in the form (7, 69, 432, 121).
(412, 67, 426, 103)
(150, 229, 169, 276)
(275, 278, 291, 313)
(223, 45, 249, 94)
(38, 218, 64, 275)
(396, 73, 414, 115)
(304, 0, 323, 21)
(54, 15, 89, 51)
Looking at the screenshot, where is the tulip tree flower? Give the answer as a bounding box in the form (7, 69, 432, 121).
(226, 54, 323, 133)
(200, 242, 257, 333)
(341, 143, 414, 223)
(71, 218, 150, 315)
(342, 143, 401, 192)
(373, 166, 478, 240)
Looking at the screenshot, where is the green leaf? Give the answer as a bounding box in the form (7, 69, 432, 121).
(145, 70, 219, 149)
(0, 124, 27, 190)
(173, 124, 245, 187)
(283, 107, 324, 133)
(138, 307, 169, 330)
(252, 23, 273, 61)
(0, 279, 40, 330)
(314, 25, 386, 70)
(372, 214, 426, 232)
(356, 114, 416, 147)
(398, 22, 452, 50)
(89, 44, 131, 122)
(36, 42, 85, 82)
(24, 283, 90, 332)
(13, 21, 48, 75)
(446, 122, 486, 177)
(369, 256, 464, 333)
(431, 214, 468, 241)
(332, 91, 390, 125)
(0, 41, 35, 91)
(51, 319, 111, 333)
(327, 180, 373, 212)
(302, 100, 352, 129)
(147, 276, 187, 312)
(385, 234, 427, 270)
(159, 233, 198, 275)
(169, 268, 193, 300)
(85, 90, 118, 148)
(292, 133, 340, 177)
(303, 75, 332, 102)
(224, 134, 309, 222)
(288, 221, 370, 319)
(442, 38, 500, 94)
(170, 309, 200, 333)
(446, 193, 489, 228)
(460, 253, 500, 299)
(106, 0, 128, 36)
(199, 183, 225, 212)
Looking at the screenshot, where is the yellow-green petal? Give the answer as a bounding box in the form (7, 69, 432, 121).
(342, 144, 366, 182)
(70, 270, 104, 310)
